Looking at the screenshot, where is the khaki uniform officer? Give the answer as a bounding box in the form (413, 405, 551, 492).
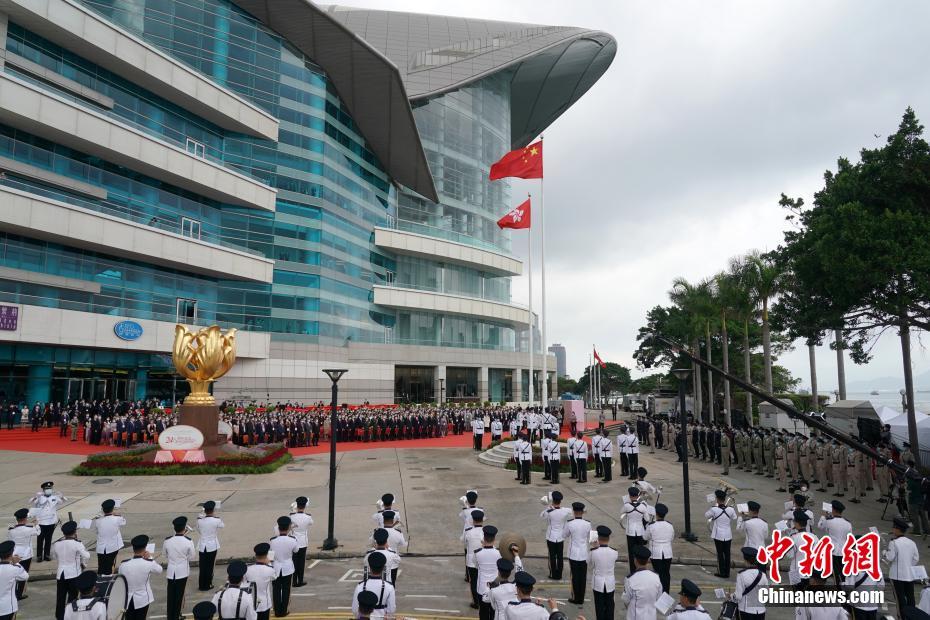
(720, 431, 731, 475)
(775, 439, 788, 491)
(846, 447, 861, 502)
(831, 442, 846, 495)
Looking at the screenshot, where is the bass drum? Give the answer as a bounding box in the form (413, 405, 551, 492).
(95, 573, 128, 620)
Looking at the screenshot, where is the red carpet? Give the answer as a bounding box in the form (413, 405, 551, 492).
(0, 418, 617, 456)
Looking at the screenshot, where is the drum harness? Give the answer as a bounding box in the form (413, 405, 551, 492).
(216, 584, 250, 620)
(361, 575, 387, 610)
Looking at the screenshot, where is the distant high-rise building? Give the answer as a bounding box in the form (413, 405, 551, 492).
(549, 344, 567, 378)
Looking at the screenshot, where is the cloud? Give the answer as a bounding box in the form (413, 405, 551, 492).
(335, 0, 930, 383)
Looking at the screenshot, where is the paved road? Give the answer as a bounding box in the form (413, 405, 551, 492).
(17, 555, 901, 620)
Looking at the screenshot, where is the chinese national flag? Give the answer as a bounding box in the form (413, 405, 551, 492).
(497, 198, 531, 230)
(489, 141, 543, 180)
(594, 348, 606, 368)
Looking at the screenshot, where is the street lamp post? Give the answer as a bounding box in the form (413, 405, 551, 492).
(673, 368, 698, 542)
(439, 378, 445, 405)
(322, 368, 347, 551)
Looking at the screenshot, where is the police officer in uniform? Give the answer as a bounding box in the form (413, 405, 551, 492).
(621, 544, 661, 620)
(600, 429, 612, 482)
(93, 499, 125, 575)
(475, 525, 502, 620)
(592, 431, 603, 478)
(548, 436, 562, 484)
(246, 543, 275, 620)
(210, 561, 257, 620)
(352, 553, 397, 618)
(289, 496, 313, 587)
(567, 434, 578, 479)
(8, 507, 37, 600)
(63, 570, 106, 620)
(620, 487, 651, 574)
(118, 534, 163, 620)
(736, 501, 769, 550)
(197, 501, 223, 591)
(517, 433, 533, 485)
(164, 516, 195, 620)
(31, 481, 65, 563)
(575, 433, 588, 483)
(0, 540, 28, 619)
(667, 579, 712, 620)
(270, 516, 299, 617)
(540, 491, 570, 579)
(53, 521, 88, 620)
(720, 429, 731, 475)
(644, 503, 674, 593)
(884, 516, 920, 610)
(733, 547, 767, 620)
(817, 500, 851, 585)
(564, 502, 591, 605)
(590, 525, 619, 620)
(704, 489, 736, 578)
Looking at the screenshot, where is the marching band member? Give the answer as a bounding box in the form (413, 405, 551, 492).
(63, 570, 106, 620)
(8, 508, 37, 600)
(782, 494, 814, 533)
(885, 516, 920, 610)
(474, 525, 502, 620)
(365, 529, 401, 585)
(245, 542, 276, 620)
(540, 491, 571, 580)
(627, 426, 640, 480)
(482, 558, 519, 617)
(737, 501, 769, 550)
(548, 436, 562, 484)
(372, 494, 402, 529)
(93, 499, 125, 575)
(211, 561, 257, 620)
(733, 547, 767, 620)
(590, 525, 620, 620)
(620, 544, 661, 620)
(464, 510, 486, 609)
(644, 503, 674, 593)
(196, 501, 223, 591)
(787, 511, 816, 588)
(575, 433, 588, 484)
(704, 489, 736, 578)
(118, 534, 163, 620)
(0, 540, 27, 620)
(620, 487, 652, 574)
(818, 500, 852, 584)
(289, 496, 313, 587)
(666, 579, 712, 620)
(269, 516, 299, 617)
(505, 571, 558, 619)
(52, 521, 88, 620)
(164, 516, 195, 620)
(844, 562, 884, 620)
(565, 502, 591, 605)
(633, 467, 657, 502)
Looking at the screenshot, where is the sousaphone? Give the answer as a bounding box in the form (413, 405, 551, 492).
(498, 532, 526, 562)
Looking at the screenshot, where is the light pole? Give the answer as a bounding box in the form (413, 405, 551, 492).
(322, 368, 347, 550)
(673, 367, 698, 542)
(439, 378, 445, 405)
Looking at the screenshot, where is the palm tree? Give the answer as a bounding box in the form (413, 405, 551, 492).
(715, 268, 744, 425)
(729, 255, 757, 425)
(670, 277, 714, 421)
(748, 252, 784, 394)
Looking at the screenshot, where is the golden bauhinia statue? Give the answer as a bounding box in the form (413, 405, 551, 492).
(172, 325, 237, 405)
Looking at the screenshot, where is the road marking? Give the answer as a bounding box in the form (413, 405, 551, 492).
(291, 593, 317, 597)
(414, 608, 461, 614)
(405, 594, 448, 598)
(307, 559, 322, 570)
(327, 606, 353, 610)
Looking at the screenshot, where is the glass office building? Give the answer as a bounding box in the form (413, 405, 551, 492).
(0, 0, 614, 404)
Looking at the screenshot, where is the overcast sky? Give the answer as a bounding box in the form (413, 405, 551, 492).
(339, 0, 930, 388)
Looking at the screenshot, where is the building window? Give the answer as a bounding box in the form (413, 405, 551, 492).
(185, 138, 206, 158)
(176, 298, 197, 325)
(181, 217, 201, 239)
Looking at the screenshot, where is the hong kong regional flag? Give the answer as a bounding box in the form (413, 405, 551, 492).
(497, 198, 531, 230)
(489, 141, 543, 180)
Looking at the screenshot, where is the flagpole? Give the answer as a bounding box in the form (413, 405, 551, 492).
(539, 134, 548, 414)
(588, 355, 592, 408)
(526, 193, 534, 409)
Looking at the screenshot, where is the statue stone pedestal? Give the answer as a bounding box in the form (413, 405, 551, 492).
(178, 403, 226, 459)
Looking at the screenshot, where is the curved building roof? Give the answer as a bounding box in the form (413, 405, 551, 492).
(323, 5, 617, 150)
(230, 1, 615, 199)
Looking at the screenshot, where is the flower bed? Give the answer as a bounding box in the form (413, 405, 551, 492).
(72, 443, 291, 475)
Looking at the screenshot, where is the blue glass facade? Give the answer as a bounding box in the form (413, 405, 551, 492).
(0, 0, 533, 364)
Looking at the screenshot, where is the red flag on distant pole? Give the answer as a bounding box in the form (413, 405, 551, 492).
(594, 348, 606, 368)
(497, 198, 531, 230)
(489, 141, 543, 180)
